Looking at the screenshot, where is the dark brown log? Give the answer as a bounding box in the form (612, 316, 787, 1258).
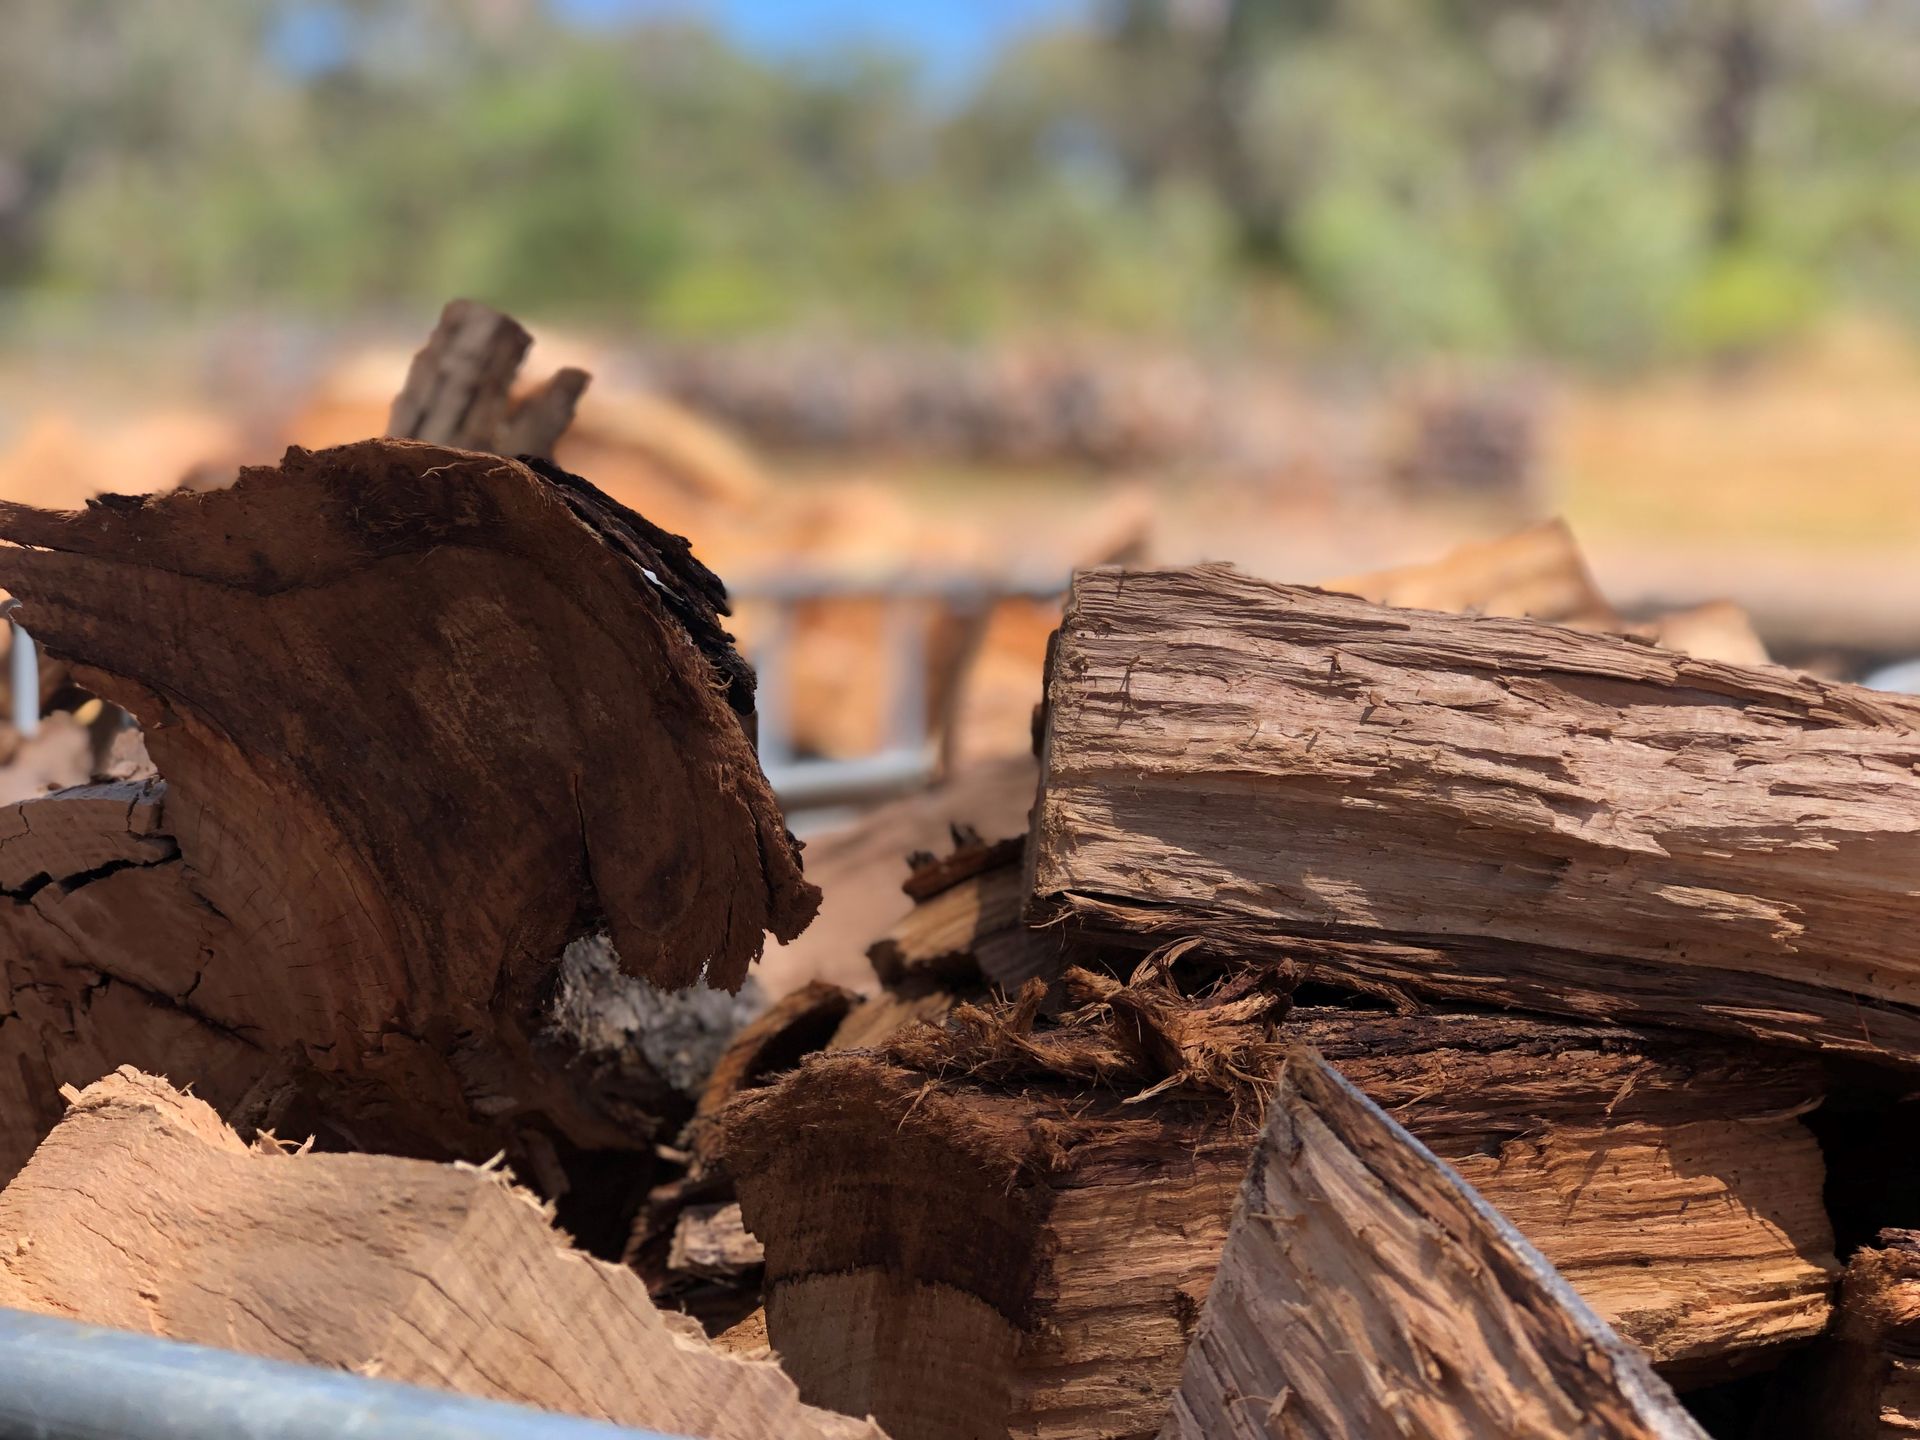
(1029, 564, 1920, 1063)
(1759, 1228, 1920, 1440)
(723, 977, 1833, 1439)
(1160, 1049, 1706, 1440)
(0, 437, 816, 1180)
(0, 1067, 877, 1440)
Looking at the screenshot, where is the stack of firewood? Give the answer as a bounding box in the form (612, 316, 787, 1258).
(0, 303, 1912, 1440)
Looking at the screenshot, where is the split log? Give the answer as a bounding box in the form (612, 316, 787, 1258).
(1759, 1229, 1920, 1439)
(0, 1068, 878, 1440)
(872, 835, 1059, 995)
(0, 437, 816, 1180)
(670, 1202, 766, 1284)
(1029, 564, 1920, 1063)
(723, 976, 1833, 1439)
(757, 753, 1037, 998)
(1160, 1049, 1706, 1440)
(388, 298, 591, 459)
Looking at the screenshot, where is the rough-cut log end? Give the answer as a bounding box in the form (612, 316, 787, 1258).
(725, 1050, 1249, 1440)
(1762, 1229, 1920, 1439)
(0, 438, 815, 997)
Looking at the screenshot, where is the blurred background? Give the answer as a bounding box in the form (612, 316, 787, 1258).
(2, 0, 1918, 820)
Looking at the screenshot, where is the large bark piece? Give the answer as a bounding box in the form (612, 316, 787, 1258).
(1029, 564, 1920, 1062)
(0, 1068, 878, 1440)
(0, 438, 815, 1177)
(1160, 1050, 1705, 1440)
(723, 981, 1833, 1439)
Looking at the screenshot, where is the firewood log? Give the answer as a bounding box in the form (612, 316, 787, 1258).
(0, 438, 816, 1181)
(387, 298, 590, 459)
(757, 753, 1036, 999)
(0, 1068, 879, 1440)
(870, 835, 1059, 995)
(721, 975, 1833, 1440)
(1160, 1049, 1706, 1440)
(1029, 564, 1920, 1063)
(1329, 518, 1616, 627)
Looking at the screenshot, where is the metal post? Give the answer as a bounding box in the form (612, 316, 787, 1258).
(0, 1306, 688, 1440)
(751, 599, 795, 770)
(8, 616, 36, 739)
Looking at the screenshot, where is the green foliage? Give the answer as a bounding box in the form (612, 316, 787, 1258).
(3, 0, 1918, 368)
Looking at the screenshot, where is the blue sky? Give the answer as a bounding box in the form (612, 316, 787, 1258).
(550, 0, 1089, 89)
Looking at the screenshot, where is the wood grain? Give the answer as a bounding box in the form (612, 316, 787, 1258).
(0, 438, 814, 1177)
(1160, 1049, 1706, 1440)
(0, 1068, 878, 1440)
(1031, 564, 1920, 1061)
(724, 997, 1831, 1438)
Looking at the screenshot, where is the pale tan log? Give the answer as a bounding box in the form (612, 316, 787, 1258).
(758, 753, 1037, 999)
(724, 992, 1831, 1440)
(0, 1068, 880, 1440)
(1030, 564, 1920, 1062)
(1329, 519, 1616, 626)
(1160, 1049, 1705, 1440)
(1635, 598, 1771, 666)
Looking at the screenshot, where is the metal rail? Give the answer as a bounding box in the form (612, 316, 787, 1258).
(733, 568, 1067, 810)
(0, 1306, 685, 1440)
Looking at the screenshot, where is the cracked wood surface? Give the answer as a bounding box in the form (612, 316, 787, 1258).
(0, 1068, 880, 1440)
(1160, 1050, 1705, 1440)
(723, 1001, 1827, 1439)
(0, 438, 815, 1177)
(1030, 564, 1920, 1062)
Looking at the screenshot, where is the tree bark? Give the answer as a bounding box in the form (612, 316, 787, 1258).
(722, 980, 1833, 1439)
(1160, 1049, 1706, 1440)
(0, 1067, 878, 1440)
(0, 437, 815, 1180)
(1029, 564, 1920, 1063)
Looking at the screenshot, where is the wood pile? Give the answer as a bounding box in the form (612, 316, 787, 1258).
(689, 553, 1920, 1439)
(0, 302, 1910, 1440)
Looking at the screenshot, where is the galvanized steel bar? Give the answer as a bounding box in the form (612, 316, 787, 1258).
(0, 1307, 685, 1440)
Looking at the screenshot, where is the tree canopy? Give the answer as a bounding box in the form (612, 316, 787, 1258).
(4, 0, 1917, 368)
